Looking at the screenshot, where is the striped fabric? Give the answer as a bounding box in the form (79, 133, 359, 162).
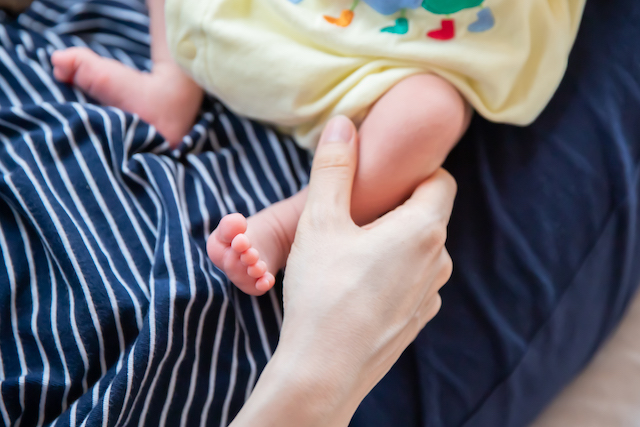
(0, 1, 311, 425)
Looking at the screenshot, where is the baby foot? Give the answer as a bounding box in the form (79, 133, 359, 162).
(207, 193, 305, 296)
(51, 47, 203, 147)
(207, 214, 279, 296)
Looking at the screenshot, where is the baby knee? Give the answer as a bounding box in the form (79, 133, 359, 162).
(396, 73, 471, 140)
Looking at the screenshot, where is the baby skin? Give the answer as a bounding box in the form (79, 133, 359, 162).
(51, 0, 470, 296)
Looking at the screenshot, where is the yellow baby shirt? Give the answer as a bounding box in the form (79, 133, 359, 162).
(165, 0, 586, 149)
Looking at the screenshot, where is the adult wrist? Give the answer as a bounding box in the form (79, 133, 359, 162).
(230, 342, 363, 427)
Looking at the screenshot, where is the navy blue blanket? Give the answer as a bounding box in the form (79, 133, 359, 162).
(1, 1, 639, 426)
(0, 1, 310, 425)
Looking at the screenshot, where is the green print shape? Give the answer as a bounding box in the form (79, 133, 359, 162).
(381, 17, 409, 34)
(422, 0, 483, 15)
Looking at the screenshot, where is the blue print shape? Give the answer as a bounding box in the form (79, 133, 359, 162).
(468, 7, 494, 32)
(363, 0, 422, 15)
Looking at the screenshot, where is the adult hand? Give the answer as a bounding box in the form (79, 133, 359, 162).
(230, 116, 456, 427)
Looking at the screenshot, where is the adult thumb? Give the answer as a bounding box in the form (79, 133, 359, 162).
(305, 115, 358, 222)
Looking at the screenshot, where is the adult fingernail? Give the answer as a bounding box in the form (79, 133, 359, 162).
(322, 115, 354, 144)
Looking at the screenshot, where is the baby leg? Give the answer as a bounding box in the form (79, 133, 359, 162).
(51, 0, 202, 147)
(208, 73, 470, 295)
(350, 73, 471, 224)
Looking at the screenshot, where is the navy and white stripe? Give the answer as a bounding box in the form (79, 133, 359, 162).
(0, 1, 311, 425)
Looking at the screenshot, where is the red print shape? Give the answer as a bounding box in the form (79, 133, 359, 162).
(427, 19, 455, 40)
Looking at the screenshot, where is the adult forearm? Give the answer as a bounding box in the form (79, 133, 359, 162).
(230, 346, 361, 427)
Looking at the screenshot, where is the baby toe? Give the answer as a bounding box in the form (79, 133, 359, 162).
(240, 248, 260, 266)
(255, 273, 276, 293)
(231, 234, 251, 253)
(247, 260, 267, 278)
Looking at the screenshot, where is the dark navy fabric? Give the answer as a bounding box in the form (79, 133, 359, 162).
(0, 1, 310, 425)
(353, 0, 640, 426)
(0, 0, 639, 426)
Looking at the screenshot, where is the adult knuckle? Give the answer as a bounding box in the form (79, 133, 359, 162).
(427, 294, 443, 319)
(313, 146, 352, 172)
(433, 168, 457, 195)
(441, 169, 458, 193)
(417, 294, 443, 326)
(424, 226, 448, 250)
(441, 251, 454, 283)
(410, 311, 426, 338)
(301, 206, 332, 229)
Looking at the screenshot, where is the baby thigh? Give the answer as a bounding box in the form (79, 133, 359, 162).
(351, 73, 471, 225)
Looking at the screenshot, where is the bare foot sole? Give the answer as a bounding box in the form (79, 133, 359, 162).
(207, 213, 276, 296)
(51, 47, 203, 147)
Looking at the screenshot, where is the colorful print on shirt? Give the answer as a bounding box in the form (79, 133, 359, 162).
(290, 0, 495, 39)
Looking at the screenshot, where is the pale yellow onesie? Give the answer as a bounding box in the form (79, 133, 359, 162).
(165, 0, 586, 149)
